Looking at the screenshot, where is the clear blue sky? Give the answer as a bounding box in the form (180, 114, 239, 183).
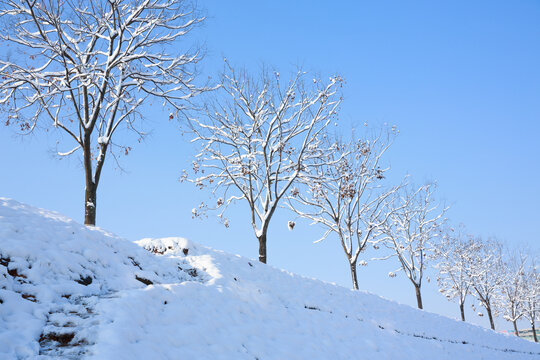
(1, 0, 539, 329)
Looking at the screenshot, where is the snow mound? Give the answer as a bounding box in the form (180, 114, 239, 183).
(0, 199, 197, 358)
(1, 198, 539, 359)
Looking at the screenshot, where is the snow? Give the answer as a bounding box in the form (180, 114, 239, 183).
(97, 136, 109, 145)
(1, 198, 539, 359)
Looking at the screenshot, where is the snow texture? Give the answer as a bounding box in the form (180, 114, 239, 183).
(0, 198, 539, 359)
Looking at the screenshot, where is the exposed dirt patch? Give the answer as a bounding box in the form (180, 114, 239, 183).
(135, 275, 153, 285)
(187, 268, 198, 277)
(22, 293, 37, 302)
(7, 267, 27, 279)
(39, 332, 75, 347)
(0, 257, 9, 267)
(76, 275, 93, 286)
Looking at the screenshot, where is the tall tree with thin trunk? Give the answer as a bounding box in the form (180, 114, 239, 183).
(0, 0, 205, 225)
(467, 237, 504, 330)
(433, 225, 475, 321)
(378, 182, 446, 309)
(188, 63, 341, 263)
(499, 250, 527, 336)
(521, 262, 540, 342)
(287, 128, 399, 290)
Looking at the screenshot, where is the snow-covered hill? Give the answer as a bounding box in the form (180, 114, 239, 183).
(0, 199, 538, 359)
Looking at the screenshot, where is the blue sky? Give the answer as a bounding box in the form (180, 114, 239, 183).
(1, 0, 539, 329)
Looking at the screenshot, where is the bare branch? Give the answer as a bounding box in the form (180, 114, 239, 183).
(288, 128, 399, 289)
(0, 0, 208, 225)
(187, 63, 342, 263)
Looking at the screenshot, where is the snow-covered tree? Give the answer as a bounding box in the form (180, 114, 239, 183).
(467, 237, 504, 330)
(188, 63, 341, 263)
(433, 225, 476, 321)
(288, 129, 399, 290)
(0, 0, 205, 225)
(498, 250, 527, 336)
(378, 182, 446, 309)
(521, 262, 540, 342)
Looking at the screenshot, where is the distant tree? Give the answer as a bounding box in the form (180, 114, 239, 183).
(0, 0, 205, 225)
(467, 237, 504, 330)
(498, 250, 527, 336)
(188, 62, 341, 263)
(378, 182, 446, 309)
(521, 261, 540, 342)
(433, 225, 475, 321)
(288, 129, 399, 290)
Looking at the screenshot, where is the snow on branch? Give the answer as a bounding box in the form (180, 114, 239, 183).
(518, 256, 540, 338)
(432, 224, 477, 320)
(465, 237, 505, 329)
(0, 0, 208, 225)
(497, 249, 528, 333)
(287, 128, 399, 289)
(0, 0, 206, 163)
(377, 182, 447, 308)
(187, 61, 342, 263)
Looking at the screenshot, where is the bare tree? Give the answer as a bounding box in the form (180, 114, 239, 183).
(467, 237, 504, 330)
(521, 261, 540, 342)
(187, 63, 341, 263)
(433, 225, 475, 321)
(0, 0, 205, 225)
(498, 250, 527, 336)
(287, 129, 399, 290)
(378, 182, 446, 309)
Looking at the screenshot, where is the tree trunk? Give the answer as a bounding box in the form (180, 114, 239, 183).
(83, 135, 97, 226)
(349, 261, 358, 290)
(84, 181, 97, 226)
(258, 232, 267, 264)
(532, 321, 538, 342)
(415, 284, 423, 309)
(513, 320, 519, 337)
(459, 302, 465, 322)
(486, 306, 495, 330)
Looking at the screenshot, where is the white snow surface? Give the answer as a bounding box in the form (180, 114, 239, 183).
(0, 198, 539, 359)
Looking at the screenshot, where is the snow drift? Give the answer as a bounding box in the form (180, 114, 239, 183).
(0, 198, 538, 359)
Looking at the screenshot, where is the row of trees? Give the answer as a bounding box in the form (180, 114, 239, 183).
(435, 232, 539, 339)
(187, 64, 447, 311)
(1, 0, 537, 337)
(185, 64, 539, 339)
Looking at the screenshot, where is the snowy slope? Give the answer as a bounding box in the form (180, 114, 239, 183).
(1, 199, 539, 359)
